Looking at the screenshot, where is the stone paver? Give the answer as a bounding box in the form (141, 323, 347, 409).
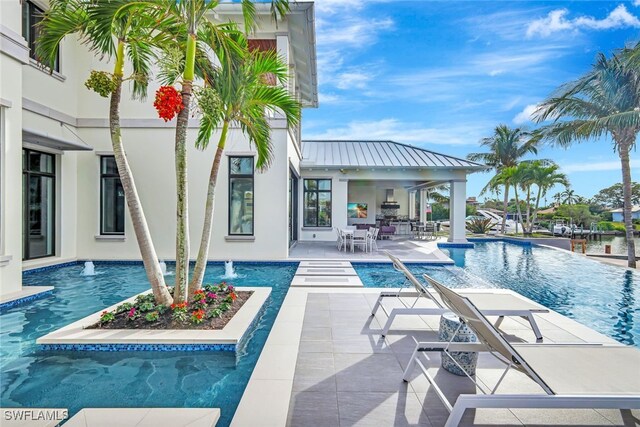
(287, 290, 639, 427)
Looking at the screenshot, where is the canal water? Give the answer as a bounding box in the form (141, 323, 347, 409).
(586, 235, 640, 255)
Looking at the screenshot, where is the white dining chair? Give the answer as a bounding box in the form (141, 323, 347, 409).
(352, 229, 368, 252)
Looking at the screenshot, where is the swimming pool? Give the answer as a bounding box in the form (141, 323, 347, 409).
(355, 241, 639, 347)
(1, 262, 297, 427)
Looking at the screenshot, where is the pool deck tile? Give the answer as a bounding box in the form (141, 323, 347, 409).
(295, 266, 358, 276)
(63, 408, 220, 427)
(233, 286, 637, 427)
(290, 275, 364, 287)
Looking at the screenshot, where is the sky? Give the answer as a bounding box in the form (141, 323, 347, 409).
(302, 0, 640, 202)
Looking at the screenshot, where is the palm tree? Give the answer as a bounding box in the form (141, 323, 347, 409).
(527, 162, 569, 233)
(116, 0, 289, 302)
(485, 166, 525, 234)
(468, 125, 538, 233)
(560, 189, 578, 205)
(534, 50, 640, 267)
(36, 0, 173, 304)
(187, 46, 300, 291)
(552, 192, 563, 206)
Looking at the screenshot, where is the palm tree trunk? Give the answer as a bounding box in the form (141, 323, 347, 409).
(514, 189, 523, 235)
(111, 41, 172, 305)
(524, 186, 532, 234)
(530, 186, 543, 234)
(173, 80, 192, 303)
(619, 143, 637, 268)
(502, 183, 509, 234)
(173, 32, 198, 303)
(190, 121, 229, 292)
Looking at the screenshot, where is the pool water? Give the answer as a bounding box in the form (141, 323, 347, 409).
(1, 262, 297, 427)
(355, 241, 639, 347)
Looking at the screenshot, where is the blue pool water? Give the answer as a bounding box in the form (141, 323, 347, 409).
(1, 262, 297, 427)
(355, 241, 639, 347)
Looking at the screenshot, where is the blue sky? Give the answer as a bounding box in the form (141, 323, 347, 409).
(302, 0, 640, 202)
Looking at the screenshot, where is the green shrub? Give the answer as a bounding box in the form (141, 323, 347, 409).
(138, 302, 155, 312)
(598, 221, 626, 232)
(115, 302, 133, 314)
(145, 311, 159, 322)
(466, 218, 493, 234)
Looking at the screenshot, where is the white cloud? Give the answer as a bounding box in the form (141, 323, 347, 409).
(526, 5, 640, 38)
(561, 159, 640, 173)
(635, 0, 640, 7)
(304, 118, 486, 146)
(513, 104, 539, 124)
(335, 71, 372, 90)
(316, 16, 394, 47)
(318, 92, 342, 104)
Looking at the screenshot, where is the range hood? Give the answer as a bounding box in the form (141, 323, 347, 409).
(380, 189, 400, 209)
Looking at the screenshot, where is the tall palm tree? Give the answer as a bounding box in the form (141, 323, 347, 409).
(36, 0, 174, 304)
(468, 125, 538, 233)
(486, 166, 525, 234)
(527, 162, 569, 233)
(118, 0, 290, 302)
(535, 50, 640, 267)
(188, 47, 300, 291)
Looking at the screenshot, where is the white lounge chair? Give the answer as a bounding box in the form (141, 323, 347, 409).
(368, 227, 379, 252)
(370, 251, 548, 340)
(403, 279, 640, 427)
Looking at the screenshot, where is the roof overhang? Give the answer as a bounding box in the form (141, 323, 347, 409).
(211, 2, 318, 108)
(23, 128, 93, 151)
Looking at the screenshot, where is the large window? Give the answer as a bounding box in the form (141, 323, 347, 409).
(100, 156, 125, 235)
(23, 149, 55, 260)
(303, 179, 332, 227)
(22, 0, 60, 72)
(228, 157, 254, 236)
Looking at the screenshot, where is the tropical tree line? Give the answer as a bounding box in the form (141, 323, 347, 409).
(469, 42, 640, 267)
(37, 0, 300, 304)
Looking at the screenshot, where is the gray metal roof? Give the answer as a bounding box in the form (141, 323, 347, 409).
(300, 140, 486, 170)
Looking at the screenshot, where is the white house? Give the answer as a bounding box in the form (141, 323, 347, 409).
(0, 1, 482, 303)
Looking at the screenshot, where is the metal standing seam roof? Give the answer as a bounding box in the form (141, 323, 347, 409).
(300, 140, 487, 170)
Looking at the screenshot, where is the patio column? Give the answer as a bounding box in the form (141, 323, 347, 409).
(419, 189, 427, 224)
(409, 191, 416, 219)
(448, 180, 467, 243)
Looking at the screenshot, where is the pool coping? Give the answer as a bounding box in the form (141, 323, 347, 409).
(0, 286, 55, 311)
(35, 287, 270, 352)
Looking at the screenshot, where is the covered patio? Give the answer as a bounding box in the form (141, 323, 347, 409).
(297, 140, 486, 249)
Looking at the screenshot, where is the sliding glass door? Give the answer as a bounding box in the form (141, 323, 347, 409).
(23, 149, 55, 260)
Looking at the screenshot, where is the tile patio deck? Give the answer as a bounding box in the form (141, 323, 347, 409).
(289, 237, 453, 263)
(232, 286, 640, 427)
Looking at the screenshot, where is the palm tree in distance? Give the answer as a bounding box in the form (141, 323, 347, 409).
(188, 46, 301, 292)
(36, 0, 177, 304)
(560, 189, 578, 205)
(468, 125, 538, 233)
(527, 161, 569, 233)
(534, 49, 640, 267)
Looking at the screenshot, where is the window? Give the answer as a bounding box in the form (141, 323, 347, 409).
(100, 156, 125, 235)
(22, 0, 59, 72)
(228, 157, 254, 235)
(23, 149, 55, 260)
(303, 179, 332, 227)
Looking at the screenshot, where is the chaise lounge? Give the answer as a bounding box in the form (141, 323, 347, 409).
(371, 251, 549, 340)
(402, 278, 640, 427)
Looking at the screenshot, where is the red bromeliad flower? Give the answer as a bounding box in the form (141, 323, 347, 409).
(193, 309, 205, 320)
(170, 302, 188, 310)
(127, 307, 136, 318)
(229, 292, 237, 301)
(154, 86, 184, 122)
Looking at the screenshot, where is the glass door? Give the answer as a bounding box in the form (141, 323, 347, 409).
(23, 149, 55, 260)
(289, 169, 298, 246)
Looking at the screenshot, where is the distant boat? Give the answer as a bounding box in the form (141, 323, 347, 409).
(552, 218, 573, 236)
(439, 209, 520, 233)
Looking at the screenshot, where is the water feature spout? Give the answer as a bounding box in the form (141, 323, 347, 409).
(82, 261, 95, 276)
(159, 261, 167, 275)
(222, 260, 238, 279)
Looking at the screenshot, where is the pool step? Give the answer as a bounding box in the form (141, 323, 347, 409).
(299, 260, 352, 268)
(291, 275, 364, 288)
(292, 261, 363, 287)
(295, 266, 358, 276)
(63, 408, 220, 427)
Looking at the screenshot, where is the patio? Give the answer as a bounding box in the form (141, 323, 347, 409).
(289, 237, 453, 263)
(232, 287, 640, 427)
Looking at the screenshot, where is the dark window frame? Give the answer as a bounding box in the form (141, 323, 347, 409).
(228, 156, 255, 236)
(22, 148, 56, 260)
(22, 0, 60, 72)
(303, 178, 332, 228)
(100, 156, 125, 235)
